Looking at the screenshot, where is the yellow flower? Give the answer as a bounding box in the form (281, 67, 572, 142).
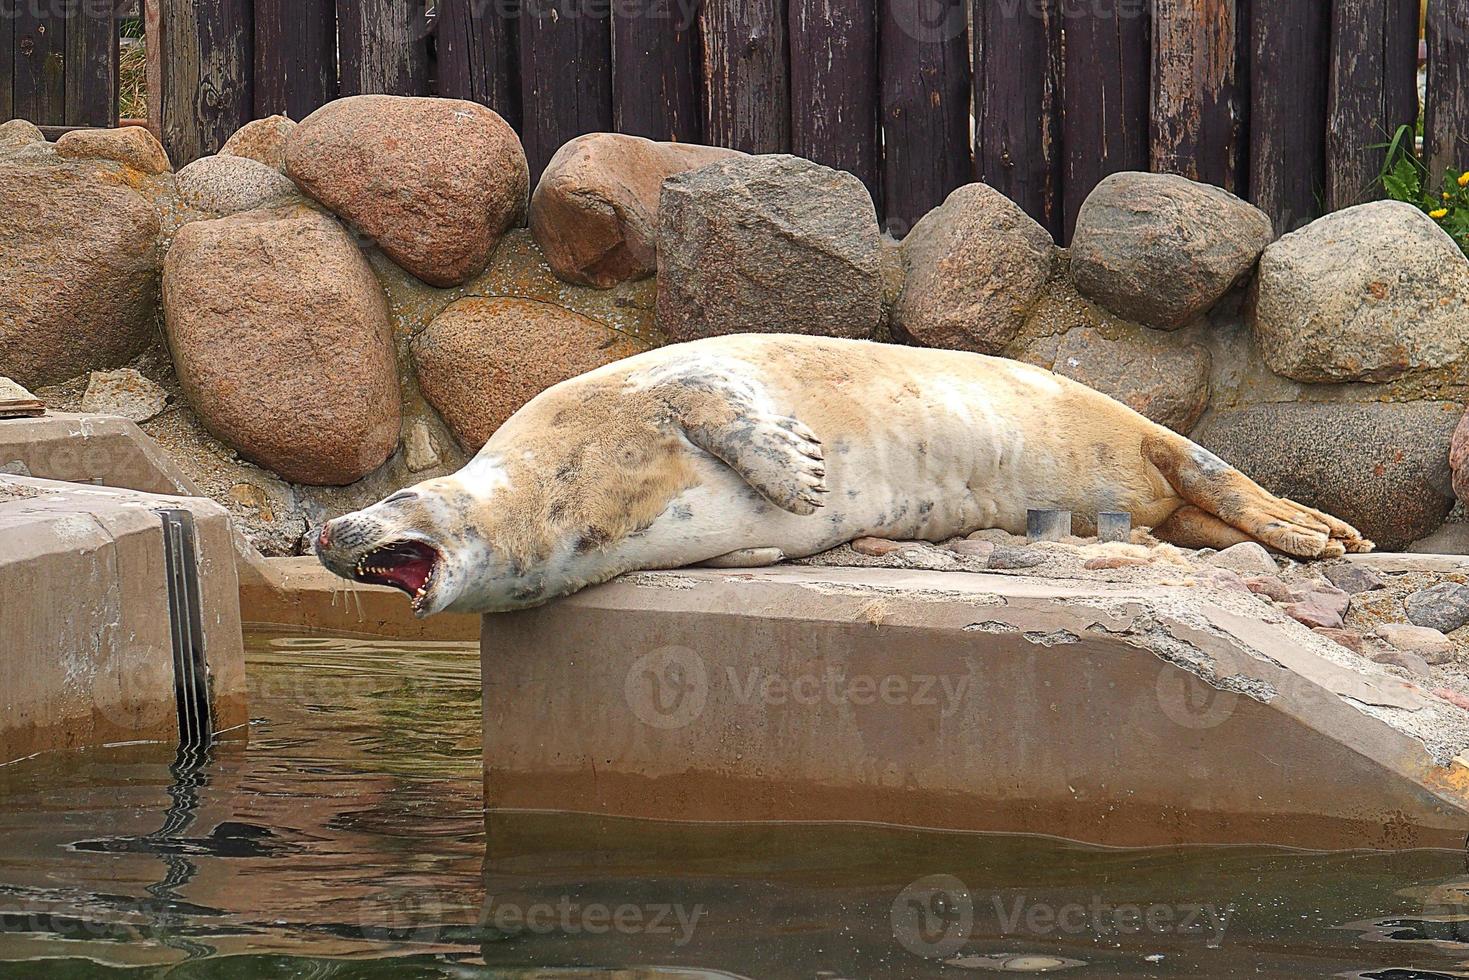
(1431, 208, 1450, 218)
(1459, 171, 1469, 187)
(1445, 192, 1453, 201)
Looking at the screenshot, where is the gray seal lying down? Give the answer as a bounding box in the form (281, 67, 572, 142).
(315, 333, 1370, 614)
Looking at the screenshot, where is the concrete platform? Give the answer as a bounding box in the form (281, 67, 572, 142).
(483, 566, 1469, 850)
(0, 476, 247, 764)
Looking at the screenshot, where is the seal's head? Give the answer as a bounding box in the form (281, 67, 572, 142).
(314, 476, 491, 617)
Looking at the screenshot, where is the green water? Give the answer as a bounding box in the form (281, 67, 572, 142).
(0, 631, 1466, 978)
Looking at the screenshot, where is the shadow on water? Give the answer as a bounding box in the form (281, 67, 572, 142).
(0, 631, 1466, 977)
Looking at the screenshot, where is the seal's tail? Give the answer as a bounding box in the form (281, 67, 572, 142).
(1141, 431, 1373, 558)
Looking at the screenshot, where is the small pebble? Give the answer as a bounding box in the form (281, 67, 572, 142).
(987, 547, 1047, 570)
(947, 539, 996, 561)
(1322, 563, 1386, 595)
(1405, 582, 1469, 633)
(1244, 575, 1296, 604)
(1432, 688, 1469, 711)
(1312, 626, 1365, 654)
(851, 536, 907, 557)
(1283, 588, 1348, 630)
(1376, 623, 1456, 664)
(1207, 541, 1278, 577)
(1371, 648, 1431, 677)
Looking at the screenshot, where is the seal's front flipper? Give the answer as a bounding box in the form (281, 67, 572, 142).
(650, 367, 828, 515)
(698, 547, 787, 568)
(684, 412, 828, 515)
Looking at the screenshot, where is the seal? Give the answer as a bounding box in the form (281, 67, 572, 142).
(315, 334, 1371, 614)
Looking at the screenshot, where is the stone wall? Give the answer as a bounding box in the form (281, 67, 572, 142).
(4, 100, 1468, 555)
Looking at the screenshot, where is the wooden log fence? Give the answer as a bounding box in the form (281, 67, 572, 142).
(4, 0, 1467, 243)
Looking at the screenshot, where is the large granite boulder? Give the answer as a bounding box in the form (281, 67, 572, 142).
(891, 182, 1055, 353)
(0, 164, 161, 388)
(412, 297, 643, 452)
(655, 154, 882, 342)
(163, 206, 401, 485)
(1252, 201, 1469, 383)
(221, 115, 295, 171)
(1451, 407, 1469, 505)
(1070, 172, 1273, 330)
(55, 126, 172, 175)
(1051, 327, 1211, 433)
(176, 154, 301, 216)
(1193, 401, 1461, 551)
(530, 133, 743, 288)
(285, 95, 528, 287)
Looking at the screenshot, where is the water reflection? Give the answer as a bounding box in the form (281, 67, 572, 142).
(0, 631, 1462, 978)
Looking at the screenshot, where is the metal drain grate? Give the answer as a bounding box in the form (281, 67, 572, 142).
(157, 508, 213, 750)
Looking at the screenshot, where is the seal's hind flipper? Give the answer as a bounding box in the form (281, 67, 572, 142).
(1142, 433, 1373, 557)
(649, 365, 828, 515)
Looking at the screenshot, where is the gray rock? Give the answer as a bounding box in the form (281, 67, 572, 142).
(402, 420, 441, 473)
(0, 163, 161, 388)
(1050, 326, 1211, 433)
(1370, 648, 1432, 676)
(1070, 172, 1274, 330)
(1405, 582, 1469, 633)
(1322, 563, 1387, 594)
(1206, 541, 1278, 577)
(1376, 622, 1456, 663)
(80, 368, 168, 423)
(987, 547, 1048, 570)
(655, 154, 882, 342)
(176, 154, 301, 215)
(1252, 201, 1469, 382)
(1193, 401, 1461, 551)
(891, 182, 1056, 353)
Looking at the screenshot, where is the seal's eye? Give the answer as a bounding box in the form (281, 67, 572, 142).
(383, 491, 418, 505)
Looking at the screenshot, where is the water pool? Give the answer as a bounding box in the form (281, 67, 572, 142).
(0, 630, 1465, 978)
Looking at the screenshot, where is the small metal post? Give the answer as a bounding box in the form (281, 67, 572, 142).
(1097, 511, 1132, 543)
(1027, 508, 1072, 542)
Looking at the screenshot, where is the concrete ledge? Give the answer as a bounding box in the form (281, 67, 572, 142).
(240, 557, 480, 640)
(0, 477, 246, 764)
(483, 566, 1469, 850)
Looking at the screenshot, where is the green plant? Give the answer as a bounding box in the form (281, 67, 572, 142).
(1376, 123, 1469, 258)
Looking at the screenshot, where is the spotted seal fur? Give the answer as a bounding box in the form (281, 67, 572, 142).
(315, 334, 1371, 614)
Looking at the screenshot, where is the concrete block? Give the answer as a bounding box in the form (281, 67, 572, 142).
(0, 477, 246, 763)
(483, 566, 1469, 850)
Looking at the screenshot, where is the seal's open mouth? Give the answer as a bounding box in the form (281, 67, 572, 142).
(353, 539, 440, 611)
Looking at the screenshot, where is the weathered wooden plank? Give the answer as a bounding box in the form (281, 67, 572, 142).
(1249, 0, 1329, 232)
(64, 0, 118, 125)
(255, 0, 336, 119)
(14, 0, 67, 123)
(156, 0, 253, 165)
(974, 0, 1061, 237)
(1425, 0, 1469, 185)
(700, 0, 790, 153)
(1151, 0, 1241, 192)
(1324, 0, 1421, 211)
(1061, 0, 1151, 242)
(519, 0, 613, 180)
(879, 0, 970, 236)
(611, 0, 700, 141)
(790, 0, 880, 200)
(438, 0, 521, 129)
(0, 0, 14, 121)
(337, 0, 430, 97)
